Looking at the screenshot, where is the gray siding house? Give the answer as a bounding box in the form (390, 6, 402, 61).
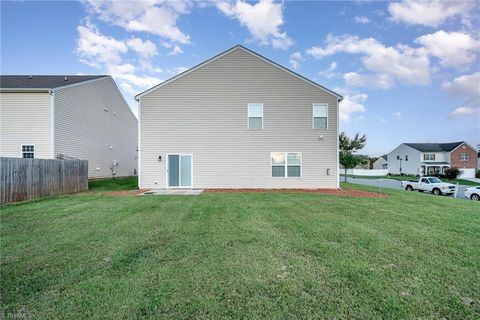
(0, 75, 138, 178)
(137, 45, 342, 189)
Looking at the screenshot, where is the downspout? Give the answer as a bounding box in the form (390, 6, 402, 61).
(136, 97, 141, 189)
(49, 89, 55, 159)
(336, 98, 340, 189)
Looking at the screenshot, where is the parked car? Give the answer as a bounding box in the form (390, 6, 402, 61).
(464, 186, 480, 201)
(401, 177, 456, 196)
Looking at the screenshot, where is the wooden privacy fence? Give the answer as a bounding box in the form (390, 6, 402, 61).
(1, 157, 88, 205)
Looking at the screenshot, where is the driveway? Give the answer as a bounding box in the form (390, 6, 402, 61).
(343, 177, 467, 200)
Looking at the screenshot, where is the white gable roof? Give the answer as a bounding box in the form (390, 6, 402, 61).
(135, 45, 343, 101)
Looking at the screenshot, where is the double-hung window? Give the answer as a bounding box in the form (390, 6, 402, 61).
(460, 153, 469, 161)
(22, 145, 35, 158)
(313, 103, 328, 129)
(271, 152, 302, 177)
(248, 103, 263, 130)
(424, 153, 435, 161)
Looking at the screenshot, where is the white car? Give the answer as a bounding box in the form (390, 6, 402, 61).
(464, 186, 480, 201)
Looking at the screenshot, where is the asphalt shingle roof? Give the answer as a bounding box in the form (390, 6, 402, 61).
(404, 142, 464, 152)
(1, 75, 108, 89)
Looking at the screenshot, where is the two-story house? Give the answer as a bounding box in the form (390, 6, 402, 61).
(0, 75, 138, 178)
(136, 45, 342, 189)
(387, 141, 477, 177)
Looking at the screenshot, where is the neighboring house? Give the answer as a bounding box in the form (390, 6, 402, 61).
(373, 155, 388, 169)
(137, 45, 342, 189)
(388, 141, 477, 177)
(0, 75, 138, 178)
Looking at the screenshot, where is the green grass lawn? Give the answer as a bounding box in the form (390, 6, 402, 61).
(341, 174, 478, 186)
(88, 176, 138, 191)
(1, 178, 479, 319)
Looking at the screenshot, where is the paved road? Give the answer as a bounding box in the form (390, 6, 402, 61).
(343, 177, 468, 200)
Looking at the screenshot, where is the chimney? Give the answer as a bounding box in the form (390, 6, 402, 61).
(29, 75, 32, 79)
(64, 76, 68, 81)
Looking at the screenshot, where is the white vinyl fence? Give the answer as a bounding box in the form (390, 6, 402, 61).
(345, 169, 389, 176)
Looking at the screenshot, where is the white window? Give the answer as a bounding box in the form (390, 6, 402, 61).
(424, 153, 435, 161)
(22, 145, 35, 158)
(271, 152, 302, 178)
(248, 103, 263, 130)
(313, 103, 328, 129)
(460, 153, 469, 161)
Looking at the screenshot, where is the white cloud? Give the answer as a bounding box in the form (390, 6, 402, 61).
(82, 0, 191, 52)
(217, 0, 293, 49)
(448, 107, 478, 117)
(75, 22, 160, 99)
(319, 61, 338, 78)
(353, 16, 369, 24)
(106, 63, 160, 97)
(289, 51, 303, 69)
(335, 88, 367, 122)
(443, 72, 480, 117)
(165, 66, 190, 75)
(75, 22, 128, 67)
(442, 72, 480, 99)
(126, 37, 157, 58)
(344, 72, 395, 89)
(388, 0, 475, 27)
(174, 67, 190, 74)
(415, 31, 480, 69)
(392, 112, 402, 119)
(167, 44, 184, 56)
(307, 34, 431, 88)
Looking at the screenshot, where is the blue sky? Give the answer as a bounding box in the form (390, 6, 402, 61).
(1, 0, 479, 155)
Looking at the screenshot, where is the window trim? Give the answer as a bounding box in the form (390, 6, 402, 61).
(247, 103, 263, 130)
(270, 152, 302, 178)
(312, 103, 328, 130)
(460, 153, 469, 161)
(21, 144, 35, 159)
(423, 153, 435, 161)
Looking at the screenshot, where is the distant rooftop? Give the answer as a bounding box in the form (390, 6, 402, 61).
(404, 142, 464, 152)
(0, 75, 108, 89)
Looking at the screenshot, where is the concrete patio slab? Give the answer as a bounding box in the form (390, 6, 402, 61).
(139, 189, 204, 196)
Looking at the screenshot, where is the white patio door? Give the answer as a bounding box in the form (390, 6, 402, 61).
(167, 154, 192, 188)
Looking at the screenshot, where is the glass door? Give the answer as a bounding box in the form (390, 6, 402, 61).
(168, 154, 192, 187)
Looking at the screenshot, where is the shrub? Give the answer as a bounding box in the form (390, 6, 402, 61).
(476, 170, 480, 179)
(444, 167, 460, 180)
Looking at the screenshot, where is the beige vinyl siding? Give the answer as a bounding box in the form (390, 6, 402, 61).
(140, 48, 338, 189)
(0, 92, 52, 159)
(54, 78, 138, 178)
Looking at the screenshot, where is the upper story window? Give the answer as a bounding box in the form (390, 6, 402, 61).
(460, 153, 469, 161)
(22, 145, 35, 158)
(424, 153, 435, 161)
(313, 103, 328, 129)
(248, 103, 263, 130)
(405, 155, 408, 161)
(271, 152, 302, 178)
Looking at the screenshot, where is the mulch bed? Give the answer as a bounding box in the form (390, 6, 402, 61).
(103, 189, 150, 196)
(205, 188, 388, 198)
